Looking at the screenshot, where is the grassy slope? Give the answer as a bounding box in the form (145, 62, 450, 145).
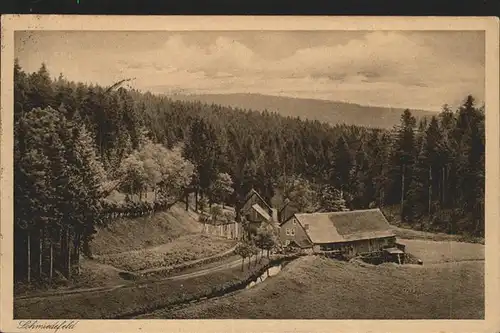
(166, 241, 485, 320)
(14, 257, 269, 319)
(15, 201, 238, 295)
(90, 203, 203, 256)
(95, 234, 236, 272)
(15, 203, 207, 295)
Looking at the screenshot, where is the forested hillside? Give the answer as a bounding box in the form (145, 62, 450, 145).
(14, 61, 485, 283)
(170, 93, 436, 129)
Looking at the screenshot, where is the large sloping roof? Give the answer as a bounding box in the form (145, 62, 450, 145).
(294, 208, 395, 244)
(244, 188, 272, 212)
(252, 203, 272, 221)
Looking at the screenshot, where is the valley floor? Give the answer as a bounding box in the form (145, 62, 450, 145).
(14, 254, 269, 319)
(14, 237, 485, 320)
(13, 201, 486, 320)
(155, 239, 484, 319)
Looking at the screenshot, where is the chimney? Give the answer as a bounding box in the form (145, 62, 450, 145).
(272, 208, 278, 222)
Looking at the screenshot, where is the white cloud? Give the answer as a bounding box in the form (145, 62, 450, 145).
(16, 31, 484, 110)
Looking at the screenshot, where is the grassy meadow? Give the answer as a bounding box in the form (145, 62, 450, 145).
(14, 256, 269, 319)
(95, 234, 236, 272)
(160, 240, 485, 320)
(90, 203, 203, 256)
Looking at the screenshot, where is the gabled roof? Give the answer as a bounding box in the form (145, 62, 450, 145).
(251, 203, 272, 221)
(294, 208, 395, 244)
(287, 239, 311, 249)
(244, 188, 272, 212)
(278, 199, 299, 215)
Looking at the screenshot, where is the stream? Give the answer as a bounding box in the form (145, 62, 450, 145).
(128, 257, 297, 319)
(245, 263, 283, 289)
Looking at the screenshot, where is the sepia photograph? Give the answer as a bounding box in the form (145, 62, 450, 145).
(1, 15, 499, 333)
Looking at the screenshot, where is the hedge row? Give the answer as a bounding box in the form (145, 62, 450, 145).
(100, 198, 178, 219)
(140, 245, 238, 278)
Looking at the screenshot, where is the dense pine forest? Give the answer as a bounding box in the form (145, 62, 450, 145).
(14, 61, 485, 283)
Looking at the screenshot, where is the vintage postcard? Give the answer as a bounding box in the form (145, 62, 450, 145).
(1, 15, 499, 333)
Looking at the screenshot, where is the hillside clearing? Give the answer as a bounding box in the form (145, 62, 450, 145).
(90, 203, 202, 256)
(95, 234, 236, 272)
(398, 239, 484, 264)
(392, 226, 485, 244)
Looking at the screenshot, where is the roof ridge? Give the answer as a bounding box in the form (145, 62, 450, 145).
(295, 208, 381, 217)
(244, 188, 273, 211)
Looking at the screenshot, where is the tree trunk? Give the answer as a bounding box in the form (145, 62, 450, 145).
(67, 227, 71, 279)
(400, 165, 405, 220)
(248, 256, 251, 269)
(428, 165, 432, 215)
(39, 227, 43, 279)
(241, 258, 244, 271)
(185, 191, 189, 211)
(27, 231, 31, 283)
(267, 249, 270, 259)
(442, 166, 446, 207)
(76, 232, 81, 276)
(380, 188, 385, 208)
(59, 226, 64, 273)
(49, 240, 53, 282)
(195, 189, 198, 211)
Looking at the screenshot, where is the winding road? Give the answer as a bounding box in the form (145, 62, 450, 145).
(14, 254, 254, 301)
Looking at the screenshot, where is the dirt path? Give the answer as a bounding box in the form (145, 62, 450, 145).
(168, 257, 244, 280)
(137, 245, 237, 275)
(15, 255, 250, 301)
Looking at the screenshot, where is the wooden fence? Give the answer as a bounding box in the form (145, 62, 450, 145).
(202, 222, 241, 240)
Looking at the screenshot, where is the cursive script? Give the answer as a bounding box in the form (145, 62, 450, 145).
(17, 320, 79, 333)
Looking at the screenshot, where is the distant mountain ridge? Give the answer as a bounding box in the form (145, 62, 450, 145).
(168, 93, 436, 129)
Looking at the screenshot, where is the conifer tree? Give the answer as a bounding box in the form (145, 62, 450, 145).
(393, 109, 417, 220)
(332, 135, 352, 195)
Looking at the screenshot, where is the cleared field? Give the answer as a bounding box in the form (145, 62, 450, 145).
(398, 239, 484, 264)
(392, 226, 484, 244)
(90, 203, 202, 255)
(164, 241, 484, 319)
(95, 234, 237, 272)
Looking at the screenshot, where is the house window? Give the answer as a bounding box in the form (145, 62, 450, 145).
(290, 228, 296, 236)
(292, 219, 296, 225)
(285, 228, 291, 236)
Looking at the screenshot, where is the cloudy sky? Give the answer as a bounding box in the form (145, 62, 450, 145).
(15, 30, 484, 111)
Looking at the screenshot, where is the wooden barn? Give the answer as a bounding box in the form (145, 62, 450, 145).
(239, 189, 277, 231)
(279, 208, 398, 256)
